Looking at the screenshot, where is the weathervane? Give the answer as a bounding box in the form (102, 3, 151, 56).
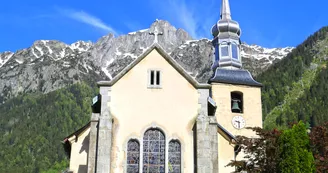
(149, 26, 163, 44)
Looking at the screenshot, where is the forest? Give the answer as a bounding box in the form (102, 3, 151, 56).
(256, 26, 328, 129)
(0, 83, 97, 173)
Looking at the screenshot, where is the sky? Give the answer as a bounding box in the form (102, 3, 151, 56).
(0, 0, 327, 52)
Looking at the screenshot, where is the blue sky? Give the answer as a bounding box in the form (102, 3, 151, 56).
(0, 0, 327, 52)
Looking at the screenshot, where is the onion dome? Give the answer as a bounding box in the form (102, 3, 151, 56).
(211, 0, 241, 38)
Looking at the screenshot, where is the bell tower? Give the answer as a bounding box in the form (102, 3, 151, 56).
(209, 0, 263, 172)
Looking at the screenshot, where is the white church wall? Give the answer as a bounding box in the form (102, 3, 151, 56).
(217, 134, 235, 172)
(109, 49, 199, 173)
(69, 128, 90, 173)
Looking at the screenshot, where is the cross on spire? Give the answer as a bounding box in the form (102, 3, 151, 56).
(149, 26, 163, 44)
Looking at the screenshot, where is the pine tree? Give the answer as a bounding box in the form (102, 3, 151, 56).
(278, 121, 315, 173)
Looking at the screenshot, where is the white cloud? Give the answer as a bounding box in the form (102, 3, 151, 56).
(56, 7, 118, 35)
(151, 0, 218, 39)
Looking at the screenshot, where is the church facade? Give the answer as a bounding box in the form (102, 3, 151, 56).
(63, 0, 263, 173)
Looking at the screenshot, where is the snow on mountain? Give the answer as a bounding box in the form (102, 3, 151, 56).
(240, 43, 294, 76)
(0, 52, 14, 68)
(242, 43, 294, 64)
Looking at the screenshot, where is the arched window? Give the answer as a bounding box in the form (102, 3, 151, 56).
(127, 139, 140, 173)
(168, 140, 181, 173)
(231, 91, 243, 113)
(143, 129, 165, 173)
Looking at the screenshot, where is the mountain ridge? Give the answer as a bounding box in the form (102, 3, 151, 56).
(0, 20, 293, 104)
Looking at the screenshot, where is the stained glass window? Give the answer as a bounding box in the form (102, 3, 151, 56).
(127, 140, 140, 173)
(232, 44, 239, 60)
(143, 129, 165, 173)
(168, 140, 181, 173)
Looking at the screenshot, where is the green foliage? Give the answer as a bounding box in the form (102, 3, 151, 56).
(0, 82, 97, 173)
(264, 62, 320, 129)
(228, 121, 316, 173)
(278, 121, 315, 173)
(257, 26, 328, 129)
(310, 122, 328, 172)
(41, 159, 69, 173)
(226, 127, 281, 173)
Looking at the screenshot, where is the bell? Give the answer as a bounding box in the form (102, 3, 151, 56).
(231, 99, 241, 113)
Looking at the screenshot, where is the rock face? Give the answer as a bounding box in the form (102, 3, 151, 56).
(0, 20, 293, 103)
(241, 44, 294, 76)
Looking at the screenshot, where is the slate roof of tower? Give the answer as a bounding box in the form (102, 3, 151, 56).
(209, 68, 262, 87)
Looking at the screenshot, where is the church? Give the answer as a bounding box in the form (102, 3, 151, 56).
(62, 0, 263, 172)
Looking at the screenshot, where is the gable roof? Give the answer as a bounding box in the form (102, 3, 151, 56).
(97, 43, 211, 89)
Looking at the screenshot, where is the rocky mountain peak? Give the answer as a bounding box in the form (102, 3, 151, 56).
(0, 19, 294, 104)
(90, 20, 194, 78)
(241, 43, 294, 75)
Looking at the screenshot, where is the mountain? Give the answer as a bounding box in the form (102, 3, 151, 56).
(256, 26, 328, 129)
(0, 20, 292, 104)
(241, 44, 294, 76)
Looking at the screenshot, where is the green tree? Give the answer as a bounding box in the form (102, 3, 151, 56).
(226, 127, 281, 173)
(278, 121, 315, 173)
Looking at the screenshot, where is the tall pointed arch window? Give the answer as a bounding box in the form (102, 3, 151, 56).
(168, 140, 181, 173)
(127, 139, 140, 173)
(143, 129, 165, 173)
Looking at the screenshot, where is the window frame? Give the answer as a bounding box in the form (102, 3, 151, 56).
(126, 139, 141, 173)
(142, 128, 166, 173)
(168, 140, 181, 173)
(231, 91, 244, 113)
(220, 44, 230, 58)
(148, 69, 162, 89)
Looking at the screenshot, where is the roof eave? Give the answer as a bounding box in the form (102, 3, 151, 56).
(217, 123, 237, 142)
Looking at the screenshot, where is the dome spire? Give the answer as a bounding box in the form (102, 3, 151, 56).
(221, 0, 231, 20)
(211, 0, 242, 70)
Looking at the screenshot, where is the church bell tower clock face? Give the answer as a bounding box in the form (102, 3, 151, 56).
(232, 116, 246, 129)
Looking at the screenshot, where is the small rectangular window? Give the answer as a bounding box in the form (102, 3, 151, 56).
(221, 46, 229, 57)
(232, 44, 238, 59)
(149, 70, 161, 88)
